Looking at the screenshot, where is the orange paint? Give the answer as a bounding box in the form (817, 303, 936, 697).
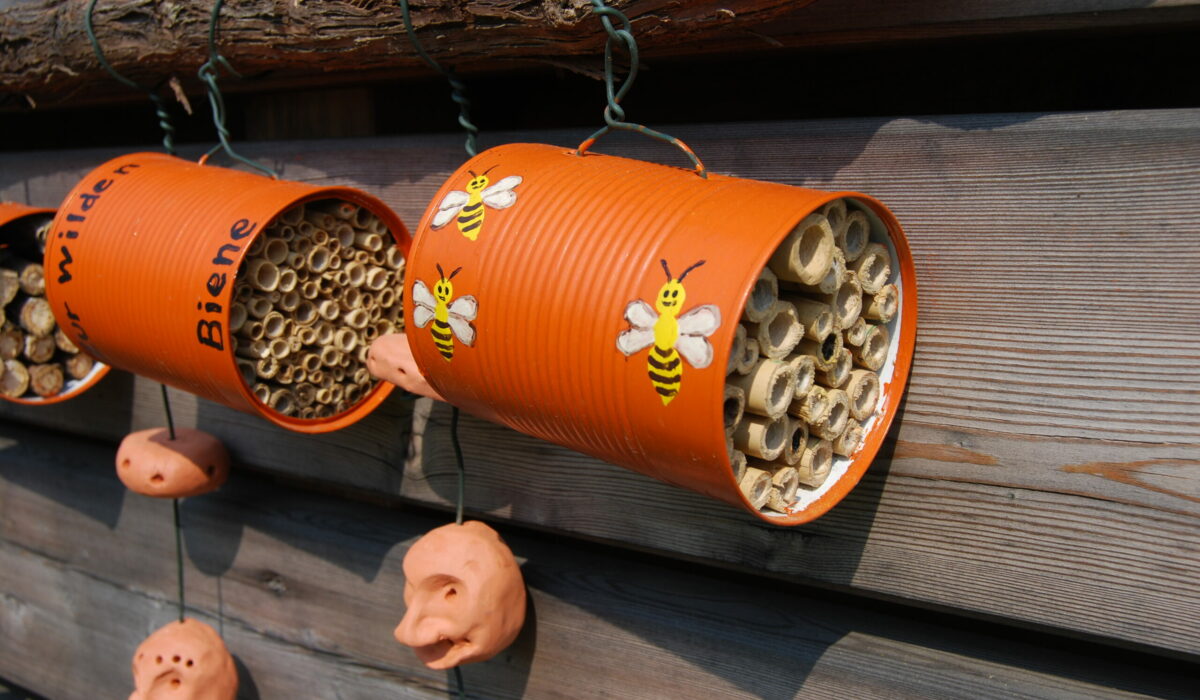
(42, 154, 411, 433)
(406, 143, 917, 525)
(1063, 458, 1200, 504)
(893, 440, 998, 466)
(0, 201, 110, 405)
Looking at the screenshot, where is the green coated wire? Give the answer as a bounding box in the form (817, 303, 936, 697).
(197, 0, 278, 177)
(397, 0, 479, 158)
(84, 0, 177, 155)
(575, 0, 707, 177)
(174, 498, 186, 623)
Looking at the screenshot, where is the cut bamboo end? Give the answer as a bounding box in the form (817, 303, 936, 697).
(833, 419, 865, 457)
(771, 465, 801, 502)
(746, 301, 803, 360)
(23, 334, 55, 363)
(726, 358, 796, 419)
(229, 302, 248, 333)
(263, 238, 289, 266)
(247, 259, 280, 292)
(18, 263, 44, 296)
(55, 328, 78, 354)
(844, 318, 869, 347)
(814, 388, 850, 440)
(18, 297, 55, 337)
(764, 487, 792, 514)
(796, 331, 842, 372)
(819, 348, 852, 390)
(825, 270, 863, 330)
(852, 324, 890, 371)
(784, 354, 815, 398)
(1, 359, 30, 397)
(729, 448, 747, 484)
(723, 383, 746, 435)
(736, 338, 760, 375)
(853, 242, 892, 294)
(65, 352, 95, 380)
(732, 414, 788, 461)
(768, 213, 835, 285)
(789, 384, 829, 425)
(846, 369, 881, 421)
(783, 296, 834, 342)
(781, 418, 809, 466)
(839, 210, 870, 262)
(743, 267, 779, 323)
(738, 466, 772, 510)
(28, 363, 63, 397)
(864, 283, 898, 322)
(797, 437, 833, 488)
(727, 324, 747, 375)
(820, 199, 847, 238)
(0, 270, 19, 306)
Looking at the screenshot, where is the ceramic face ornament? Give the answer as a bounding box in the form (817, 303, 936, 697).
(367, 333, 445, 401)
(394, 521, 526, 669)
(116, 428, 230, 498)
(129, 618, 237, 700)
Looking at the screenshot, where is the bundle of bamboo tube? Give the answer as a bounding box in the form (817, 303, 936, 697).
(231, 199, 405, 419)
(0, 216, 98, 399)
(727, 198, 896, 514)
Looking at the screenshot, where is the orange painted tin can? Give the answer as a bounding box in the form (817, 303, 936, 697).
(406, 142, 916, 524)
(43, 153, 410, 432)
(0, 202, 110, 404)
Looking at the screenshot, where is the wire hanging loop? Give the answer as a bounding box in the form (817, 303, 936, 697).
(196, 0, 278, 178)
(574, 0, 707, 179)
(85, 0, 178, 155)
(397, 0, 479, 158)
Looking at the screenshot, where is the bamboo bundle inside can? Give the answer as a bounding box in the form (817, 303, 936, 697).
(726, 358, 796, 419)
(726, 197, 895, 515)
(229, 198, 405, 418)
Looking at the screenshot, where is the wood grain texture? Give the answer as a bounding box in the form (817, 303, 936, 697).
(0, 109, 1198, 657)
(4, 0, 1200, 107)
(1, 421, 1195, 700)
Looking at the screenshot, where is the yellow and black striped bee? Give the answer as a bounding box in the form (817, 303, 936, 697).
(431, 167, 522, 241)
(617, 259, 721, 404)
(412, 264, 478, 361)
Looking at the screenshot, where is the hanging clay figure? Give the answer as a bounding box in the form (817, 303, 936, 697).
(116, 428, 230, 498)
(367, 332, 445, 401)
(129, 618, 237, 700)
(395, 521, 526, 669)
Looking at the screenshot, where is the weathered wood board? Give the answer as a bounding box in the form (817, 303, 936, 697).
(1, 109, 1198, 660)
(1, 420, 1196, 699)
(5, 0, 1200, 106)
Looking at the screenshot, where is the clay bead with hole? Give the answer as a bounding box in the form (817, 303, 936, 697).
(394, 521, 527, 669)
(129, 618, 236, 700)
(115, 428, 230, 498)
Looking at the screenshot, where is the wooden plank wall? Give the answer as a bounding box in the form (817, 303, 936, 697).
(1, 109, 1198, 697)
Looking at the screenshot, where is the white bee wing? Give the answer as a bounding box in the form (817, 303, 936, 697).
(413, 305, 435, 328)
(447, 317, 476, 346)
(623, 300, 658, 330)
(617, 328, 655, 356)
(480, 176, 522, 209)
(447, 295, 478, 322)
(676, 304, 721, 337)
(675, 335, 714, 369)
(412, 280, 437, 309)
(431, 190, 470, 228)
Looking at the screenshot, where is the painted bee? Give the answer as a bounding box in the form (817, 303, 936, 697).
(412, 264, 478, 361)
(617, 259, 721, 405)
(430, 167, 522, 241)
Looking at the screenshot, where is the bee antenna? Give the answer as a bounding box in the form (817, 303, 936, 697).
(660, 259, 672, 280)
(436, 263, 446, 279)
(467, 170, 478, 178)
(482, 165, 498, 176)
(448, 266, 463, 280)
(677, 260, 706, 281)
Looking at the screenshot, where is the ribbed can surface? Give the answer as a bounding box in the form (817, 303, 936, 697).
(43, 153, 410, 432)
(0, 202, 111, 404)
(407, 143, 917, 524)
